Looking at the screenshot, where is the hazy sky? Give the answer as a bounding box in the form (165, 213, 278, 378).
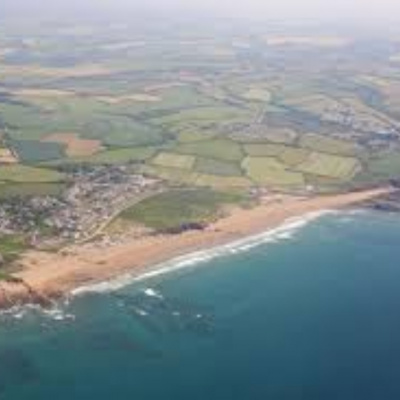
(2, 0, 400, 23)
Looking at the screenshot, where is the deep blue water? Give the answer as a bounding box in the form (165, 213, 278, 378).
(1, 210, 400, 399)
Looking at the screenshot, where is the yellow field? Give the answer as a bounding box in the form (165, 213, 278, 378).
(151, 152, 196, 170)
(242, 157, 305, 186)
(299, 134, 356, 156)
(296, 152, 361, 180)
(177, 131, 215, 143)
(279, 147, 310, 166)
(194, 174, 252, 188)
(141, 165, 198, 184)
(243, 143, 286, 157)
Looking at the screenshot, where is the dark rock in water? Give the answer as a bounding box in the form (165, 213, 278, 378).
(363, 189, 400, 213)
(0, 348, 39, 393)
(389, 179, 400, 189)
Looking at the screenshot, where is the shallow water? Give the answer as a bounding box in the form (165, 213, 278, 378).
(1, 210, 400, 399)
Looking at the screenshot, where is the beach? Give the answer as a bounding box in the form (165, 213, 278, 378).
(0, 187, 394, 307)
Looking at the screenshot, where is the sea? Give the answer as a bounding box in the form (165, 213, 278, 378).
(0, 209, 400, 399)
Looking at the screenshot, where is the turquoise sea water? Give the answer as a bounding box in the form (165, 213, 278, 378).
(1, 210, 400, 399)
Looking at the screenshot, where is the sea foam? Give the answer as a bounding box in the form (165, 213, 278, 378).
(72, 209, 336, 296)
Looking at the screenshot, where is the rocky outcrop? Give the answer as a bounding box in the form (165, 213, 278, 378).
(362, 189, 400, 212)
(0, 278, 55, 309)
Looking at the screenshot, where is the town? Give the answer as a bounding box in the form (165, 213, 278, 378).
(0, 165, 160, 249)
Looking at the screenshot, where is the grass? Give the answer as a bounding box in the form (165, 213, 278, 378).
(194, 157, 243, 177)
(120, 189, 241, 230)
(299, 134, 357, 156)
(296, 152, 361, 180)
(243, 156, 305, 186)
(175, 139, 244, 162)
(0, 165, 65, 183)
(0, 235, 29, 263)
(0, 182, 66, 198)
(151, 152, 196, 170)
(367, 151, 400, 179)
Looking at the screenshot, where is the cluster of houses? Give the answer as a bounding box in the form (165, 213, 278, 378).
(0, 165, 160, 247)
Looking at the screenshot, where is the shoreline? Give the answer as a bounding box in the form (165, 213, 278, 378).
(72, 208, 333, 296)
(0, 187, 395, 308)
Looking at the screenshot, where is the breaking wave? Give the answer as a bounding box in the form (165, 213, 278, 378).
(0, 299, 75, 321)
(72, 209, 336, 296)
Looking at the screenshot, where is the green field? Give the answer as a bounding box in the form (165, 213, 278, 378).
(299, 134, 357, 156)
(0, 165, 65, 183)
(0, 20, 398, 198)
(120, 189, 242, 230)
(175, 139, 244, 162)
(367, 151, 400, 179)
(45, 147, 157, 166)
(10, 139, 66, 163)
(242, 157, 305, 186)
(194, 157, 243, 176)
(151, 106, 253, 127)
(0, 182, 66, 198)
(0, 235, 29, 263)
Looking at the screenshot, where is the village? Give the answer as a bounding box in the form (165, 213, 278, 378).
(0, 165, 160, 249)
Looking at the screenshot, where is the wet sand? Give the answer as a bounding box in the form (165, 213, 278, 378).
(0, 187, 394, 307)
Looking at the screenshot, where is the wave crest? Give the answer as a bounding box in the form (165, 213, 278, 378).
(72, 210, 334, 296)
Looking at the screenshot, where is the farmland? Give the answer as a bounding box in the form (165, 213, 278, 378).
(0, 165, 65, 183)
(0, 15, 399, 249)
(243, 157, 305, 187)
(296, 153, 361, 180)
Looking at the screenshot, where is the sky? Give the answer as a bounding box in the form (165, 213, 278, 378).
(1, 0, 400, 23)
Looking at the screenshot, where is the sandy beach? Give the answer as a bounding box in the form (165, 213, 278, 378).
(0, 187, 394, 307)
